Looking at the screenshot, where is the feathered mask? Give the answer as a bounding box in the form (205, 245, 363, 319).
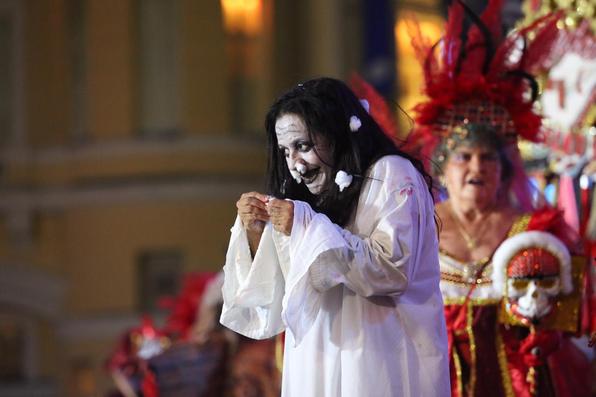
(409, 0, 561, 159)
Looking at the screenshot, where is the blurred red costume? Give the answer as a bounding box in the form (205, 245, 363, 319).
(408, 1, 593, 395)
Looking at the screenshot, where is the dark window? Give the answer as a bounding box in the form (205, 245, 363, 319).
(137, 249, 183, 313)
(0, 319, 24, 382)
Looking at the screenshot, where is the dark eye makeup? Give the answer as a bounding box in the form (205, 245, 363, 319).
(278, 140, 314, 158)
(296, 141, 314, 152)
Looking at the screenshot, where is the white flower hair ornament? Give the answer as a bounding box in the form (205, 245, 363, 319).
(349, 115, 362, 132)
(335, 170, 353, 192)
(359, 99, 370, 113)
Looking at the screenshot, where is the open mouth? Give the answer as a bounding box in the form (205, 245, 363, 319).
(467, 178, 485, 186)
(302, 168, 320, 184)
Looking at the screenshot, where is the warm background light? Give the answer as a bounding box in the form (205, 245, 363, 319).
(221, 0, 263, 36)
(394, 13, 444, 136)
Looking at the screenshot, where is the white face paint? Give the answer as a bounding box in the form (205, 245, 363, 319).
(275, 113, 333, 195)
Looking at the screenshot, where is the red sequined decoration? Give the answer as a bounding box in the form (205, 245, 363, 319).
(507, 247, 560, 278)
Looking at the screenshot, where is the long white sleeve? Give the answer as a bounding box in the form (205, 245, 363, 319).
(303, 188, 417, 297)
(219, 217, 286, 339)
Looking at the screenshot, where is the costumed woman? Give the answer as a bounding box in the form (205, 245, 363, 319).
(220, 77, 450, 396)
(408, 0, 593, 396)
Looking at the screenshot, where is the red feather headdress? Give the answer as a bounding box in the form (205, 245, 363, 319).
(408, 0, 561, 162)
(349, 73, 400, 140)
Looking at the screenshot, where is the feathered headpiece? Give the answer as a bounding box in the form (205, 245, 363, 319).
(409, 0, 561, 160)
(349, 73, 400, 140)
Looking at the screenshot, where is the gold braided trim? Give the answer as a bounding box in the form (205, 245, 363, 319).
(440, 254, 493, 285)
(453, 348, 464, 397)
(467, 300, 477, 395)
(441, 271, 493, 285)
(443, 297, 501, 305)
(275, 334, 284, 375)
(496, 325, 515, 397)
(507, 214, 531, 237)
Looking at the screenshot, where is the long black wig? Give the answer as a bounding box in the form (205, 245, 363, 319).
(265, 77, 433, 227)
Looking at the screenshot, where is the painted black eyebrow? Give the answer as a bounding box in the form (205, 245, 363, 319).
(278, 139, 313, 149)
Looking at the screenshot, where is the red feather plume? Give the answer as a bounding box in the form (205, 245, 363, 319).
(349, 74, 399, 140)
(408, 0, 562, 157)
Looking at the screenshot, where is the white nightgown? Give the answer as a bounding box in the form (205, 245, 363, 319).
(220, 155, 450, 397)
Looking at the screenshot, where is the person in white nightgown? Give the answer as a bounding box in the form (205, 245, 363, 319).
(220, 77, 450, 397)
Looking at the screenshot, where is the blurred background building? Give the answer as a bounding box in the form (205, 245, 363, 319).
(5, 0, 588, 396)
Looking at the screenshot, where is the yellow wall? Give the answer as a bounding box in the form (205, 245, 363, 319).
(3, 1, 265, 395)
(63, 200, 237, 313)
(25, 0, 72, 147)
(4, 143, 266, 185)
(38, 319, 63, 388)
(180, 0, 230, 134)
(86, 0, 136, 141)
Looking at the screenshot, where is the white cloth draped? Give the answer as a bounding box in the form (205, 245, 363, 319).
(221, 155, 450, 396)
